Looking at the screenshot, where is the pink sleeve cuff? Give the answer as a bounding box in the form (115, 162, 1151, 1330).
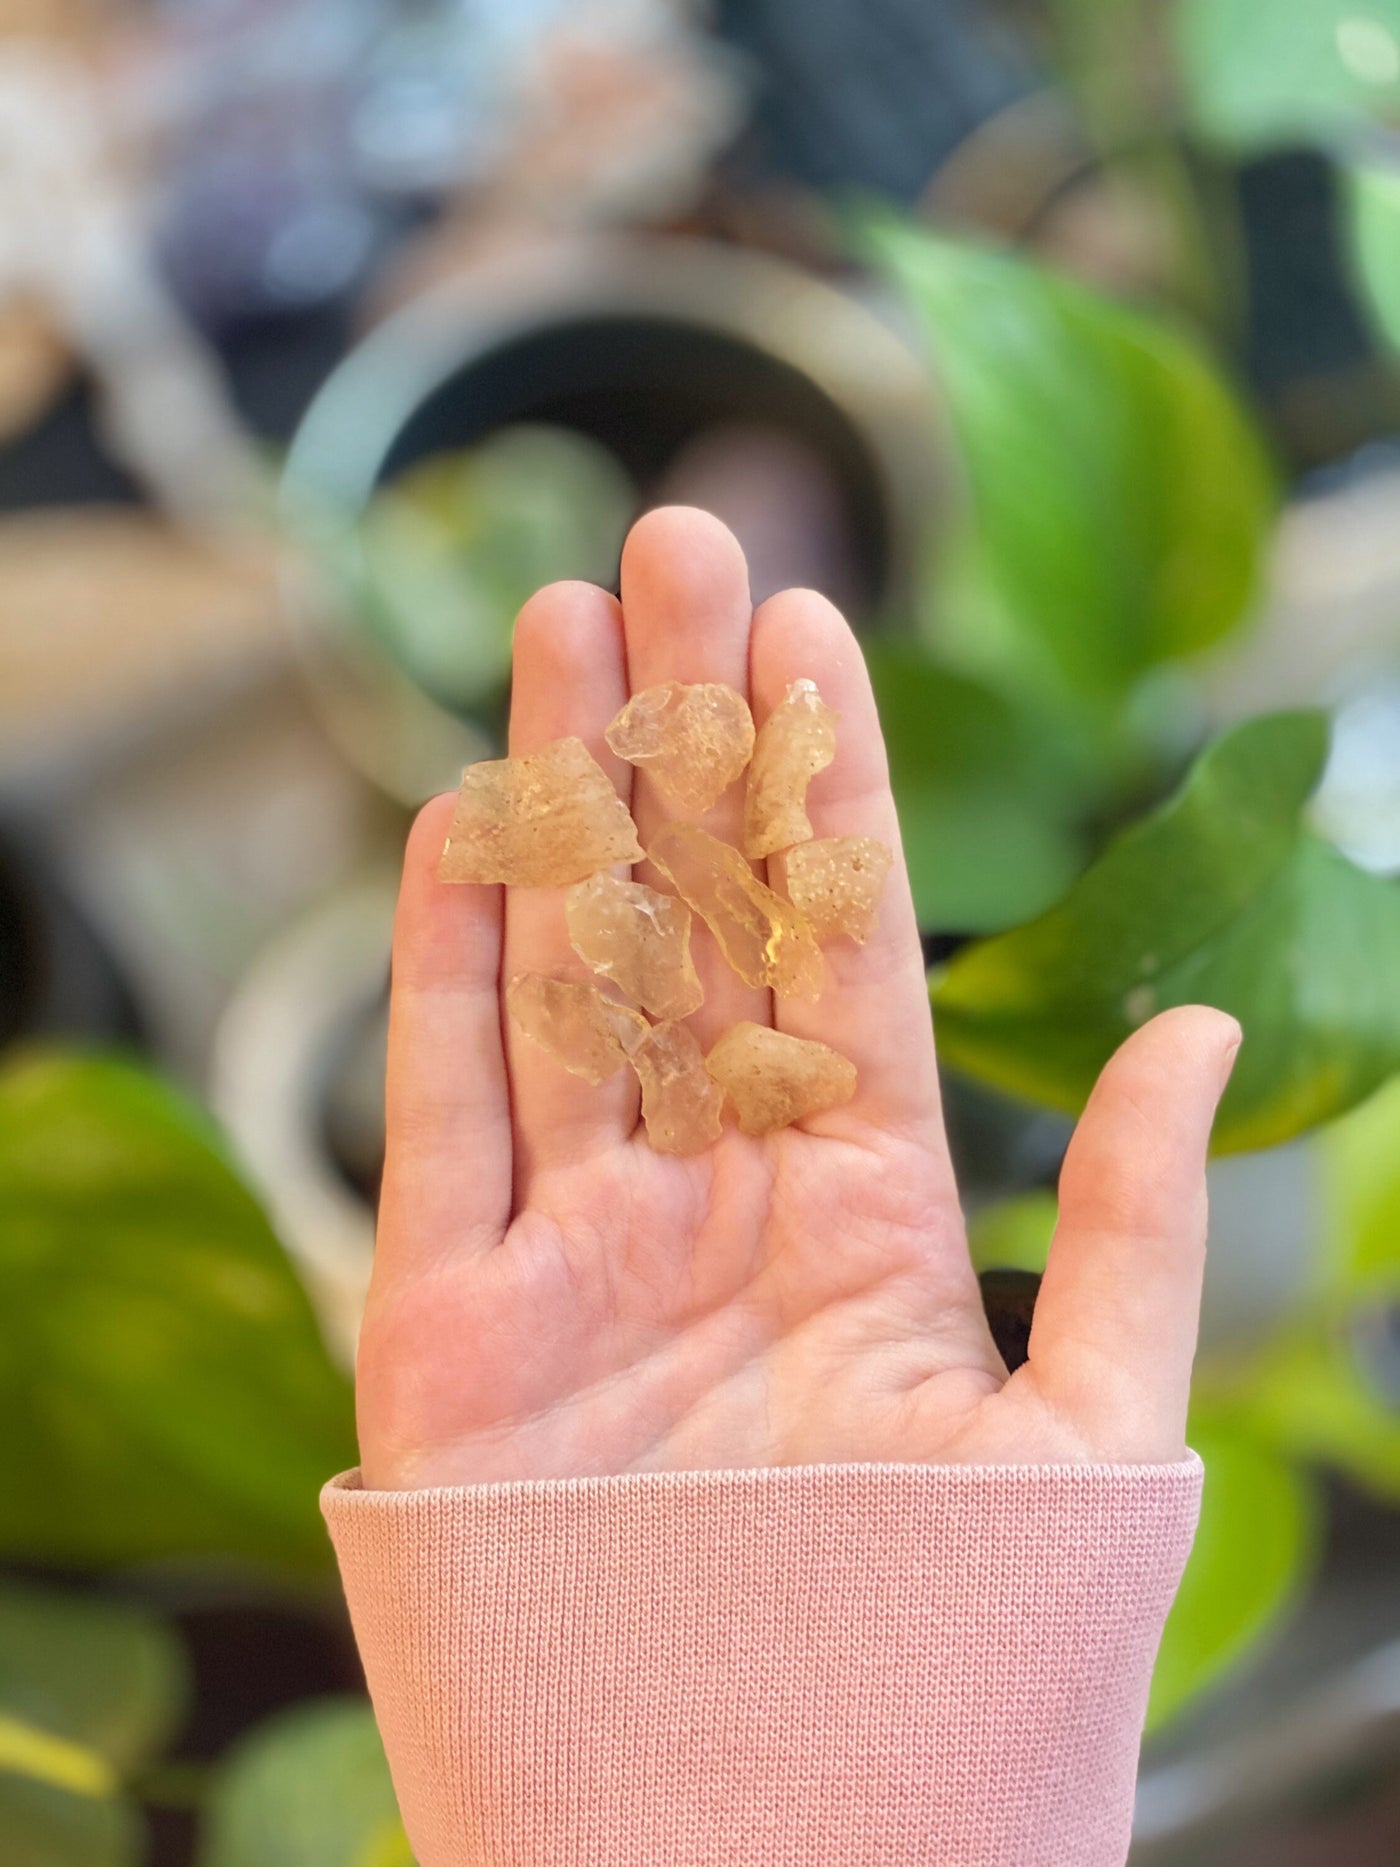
(322, 1455, 1203, 1867)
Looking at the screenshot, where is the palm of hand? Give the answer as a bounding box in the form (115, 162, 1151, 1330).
(357, 510, 1237, 1491)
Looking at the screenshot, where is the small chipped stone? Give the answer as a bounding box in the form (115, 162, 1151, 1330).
(705, 1022, 857, 1135)
(440, 736, 641, 886)
(506, 973, 646, 1083)
(779, 836, 892, 945)
(619, 1018, 724, 1155)
(743, 678, 837, 858)
(648, 823, 823, 1000)
(605, 681, 755, 814)
(565, 872, 703, 1020)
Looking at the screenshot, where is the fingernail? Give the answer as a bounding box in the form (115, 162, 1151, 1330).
(1218, 1023, 1243, 1090)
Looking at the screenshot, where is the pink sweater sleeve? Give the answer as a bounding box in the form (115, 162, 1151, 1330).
(322, 1455, 1202, 1867)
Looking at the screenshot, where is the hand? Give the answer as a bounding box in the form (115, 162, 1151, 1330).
(357, 508, 1240, 1489)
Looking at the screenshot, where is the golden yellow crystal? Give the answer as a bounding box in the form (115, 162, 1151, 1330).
(565, 872, 704, 1020)
(779, 835, 893, 945)
(648, 823, 823, 1000)
(440, 737, 642, 886)
(619, 1018, 724, 1155)
(705, 1022, 857, 1135)
(743, 678, 837, 858)
(506, 973, 646, 1083)
(605, 681, 755, 814)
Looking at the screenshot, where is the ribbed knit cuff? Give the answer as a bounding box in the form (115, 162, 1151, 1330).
(322, 1456, 1203, 1867)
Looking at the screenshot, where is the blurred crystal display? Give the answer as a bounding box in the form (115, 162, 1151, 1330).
(744, 678, 837, 858)
(566, 872, 703, 1020)
(705, 1021, 856, 1134)
(606, 680, 755, 814)
(439, 737, 642, 885)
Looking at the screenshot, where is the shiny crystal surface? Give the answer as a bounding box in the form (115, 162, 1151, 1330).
(506, 973, 646, 1082)
(648, 822, 823, 1000)
(624, 1018, 724, 1155)
(605, 680, 754, 814)
(743, 678, 837, 858)
(780, 835, 892, 945)
(565, 872, 703, 1020)
(705, 1021, 857, 1134)
(440, 736, 641, 886)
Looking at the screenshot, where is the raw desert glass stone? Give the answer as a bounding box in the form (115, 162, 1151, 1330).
(780, 835, 893, 945)
(743, 678, 837, 858)
(506, 973, 646, 1083)
(621, 1018, 724, 1155)
(705, 1022, 857, 1135)
(565, 872, 704, 1020)
(439, 736, 642, 885)
(648, 823, 823, 1000)
(604, 681, 755, 814)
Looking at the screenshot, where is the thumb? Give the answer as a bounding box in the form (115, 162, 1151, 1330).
(1025, 1004, 1242, 1461)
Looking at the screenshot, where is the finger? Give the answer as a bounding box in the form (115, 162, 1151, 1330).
(1025, 1005, 1242, 1460)
(502, 581, 638, 1181)
(619, 506, 770, 1047)
(749, 587, 949, 1156)
(378, 793, 511, 1271)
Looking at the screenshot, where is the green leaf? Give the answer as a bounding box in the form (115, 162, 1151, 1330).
(0, 1581, 187, 1777)
(867, 219, 1274, 702)
(1147, 1420, 1318, 1730)
(0, 1775, 141, 1867)
(0, 1049, 356, 1570)
(200, 1699, 411, 1867)
(933, 711, 1400, 1151)
(1176, 0, 1400, 153)
(0, 1580, 184, 1867)
(865, 646, 1098, 931)
(967, 1191, 1057, 1275)
(1345, 163, 1400, 353)
(1320, 1073, 1400, 1292)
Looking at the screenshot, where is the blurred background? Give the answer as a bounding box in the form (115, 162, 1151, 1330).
(2, 0, 1400, 1861)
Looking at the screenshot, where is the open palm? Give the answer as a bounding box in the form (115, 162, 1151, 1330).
(357, 508, 1239, 1490)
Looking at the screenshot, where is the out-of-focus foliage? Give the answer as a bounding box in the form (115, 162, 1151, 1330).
(1146, 1421, 1318, 1731)
(1197, 1076, 1400, 1499)
(865, 646, 1099, 932)
(967, 1189, 1058, 1275)
(932, 713, 1400, 1151)
(200, 1700, 411, 1867)
(318, 425, 635, 717)
(0, 1050, 355, 1570)
(867, 218, 1275, 707)
(1175, 0, 1400, 151)
(0, 1580, 188, 1867)
(1346, 163, 1400, 353)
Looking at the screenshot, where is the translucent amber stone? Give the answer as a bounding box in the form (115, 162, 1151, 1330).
(743, 678, 837, 858)
(440, 737, 641, 886)
(779, 836, 892, 945)
(565, 872, 703, 1020)
(605, 681, 754, 815)
(648, 823, 823, 1000)
(705, 1022, 856, 1134)
(622, 1018, 724, 1155)
(506, 973, 645, 1082)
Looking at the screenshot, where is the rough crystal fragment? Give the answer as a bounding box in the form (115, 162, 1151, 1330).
(605, 681, 755, 814)
(618, 1018, 724, 1155)
(440, 736, 641, 886)
(506, 973, 645, 1083)
(705, 1022, 857, 1135)
(565, 872, 703, 1020)
(743, 678, 837, 858)
(779, 836, 893, 945)
(648, 823, 823, 1000)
